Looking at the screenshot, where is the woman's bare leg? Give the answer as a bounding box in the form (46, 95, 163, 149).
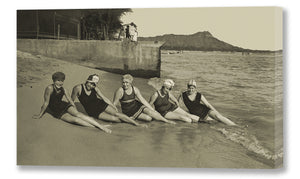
(67, 106, 112, 133)
(60, 113, 95, 127)
(98, 111, 122, 123)
(164, 111, 192, 123)
(143, 108, 175, 124)
(208, 110, 236, 126)
(136, 113, 152, 122)
(104, 106, 147, 126)
(173, 107, 199, 122)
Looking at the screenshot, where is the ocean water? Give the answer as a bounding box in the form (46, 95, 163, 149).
(148, 50, 283, 168)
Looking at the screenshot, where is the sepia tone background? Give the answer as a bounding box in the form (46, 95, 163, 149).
(16, 6, 282, 169)
(4, 0, 300, 178)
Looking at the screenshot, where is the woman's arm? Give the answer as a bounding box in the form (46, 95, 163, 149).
(177, 93, 182, 103)
(33, 85, 52, 119)
(168, 92, 179, 106)
(64, 88, 76, 107)
(201, 95, 218, 112)
(71, 85, 81, 102)
(113, 88, 123, 107)
(177, 93, 187, 110)
(95, 87, 118, 111)
(148, 92, 158, 109)
(134, 87, 155, 111)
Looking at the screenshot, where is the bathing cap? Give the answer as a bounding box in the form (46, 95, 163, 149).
(87, 74, 99, 84)
(168, 79, 175, 87)
(122, 74, 133, 83)
(52, 72, 65, 81)
(163, 79, 173, 88)
(187, 79, 197, 87)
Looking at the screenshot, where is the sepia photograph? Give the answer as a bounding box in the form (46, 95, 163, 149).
(17, 7, 283, 169)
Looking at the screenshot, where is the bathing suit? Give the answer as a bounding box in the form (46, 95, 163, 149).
(48, 85, 72, 118)
(120, 86, 146, 119)
(153, 91, 178, 117)
(182, 91, 211, 120)
(78, 84, 109, 118)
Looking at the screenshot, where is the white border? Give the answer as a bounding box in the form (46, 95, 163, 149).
(2, 0, 298, 178)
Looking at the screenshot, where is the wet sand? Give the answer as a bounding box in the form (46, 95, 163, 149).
(17, 51, 270, 168)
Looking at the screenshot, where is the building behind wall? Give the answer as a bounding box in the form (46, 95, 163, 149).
(17, 10, 81, 40)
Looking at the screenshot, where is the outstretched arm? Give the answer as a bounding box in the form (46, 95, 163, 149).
(134, 87, 155, 111)
(95, 87, 118, 111)
(33, 85, 52, 119)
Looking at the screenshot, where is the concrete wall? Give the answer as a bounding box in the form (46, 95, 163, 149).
(17, 39, 164, 78)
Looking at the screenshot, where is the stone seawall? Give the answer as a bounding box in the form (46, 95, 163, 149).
(17, 39, 164, 78)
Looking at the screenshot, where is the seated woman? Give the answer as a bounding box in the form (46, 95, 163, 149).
(178, 80, 236, 126)
(71, 74, 147, 128)
(149, 79, 199, 123)
(113, 74, 175, 124)
(33, 72, 111, 133)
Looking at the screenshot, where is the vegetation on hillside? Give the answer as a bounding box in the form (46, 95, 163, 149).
(138, 31, 280, 53)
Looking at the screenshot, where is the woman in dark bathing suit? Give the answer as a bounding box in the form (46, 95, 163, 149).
(71, 74, 147, 128)
(113, 74, 175, 124)
(149, 79, 199, 123)
(33, 72, 112, 133)
(178, 80, 236, 126)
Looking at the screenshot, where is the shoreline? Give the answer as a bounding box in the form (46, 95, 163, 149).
(17, 50, 271, 168)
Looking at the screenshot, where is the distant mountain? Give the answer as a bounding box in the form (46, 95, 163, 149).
(138, 31, 273, 52)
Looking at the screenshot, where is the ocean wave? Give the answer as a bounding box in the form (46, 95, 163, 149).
(211, 126, 283, 162)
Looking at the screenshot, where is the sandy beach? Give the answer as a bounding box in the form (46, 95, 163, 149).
(17, 50, 271, 168)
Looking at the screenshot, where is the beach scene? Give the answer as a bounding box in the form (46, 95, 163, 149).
(17, 7, 283, 168)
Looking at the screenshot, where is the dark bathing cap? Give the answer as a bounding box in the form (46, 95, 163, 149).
(52, 72, 65, 81)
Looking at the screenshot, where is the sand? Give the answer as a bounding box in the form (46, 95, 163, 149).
(17, 51, 270, 168)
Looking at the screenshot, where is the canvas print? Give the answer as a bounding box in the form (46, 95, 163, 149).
(17, 7, 283, 168)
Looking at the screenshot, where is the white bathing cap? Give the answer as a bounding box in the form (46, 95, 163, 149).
(187, 79, 197, 87)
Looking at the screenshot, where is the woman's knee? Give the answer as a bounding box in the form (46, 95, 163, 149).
(73, 111, 85, 118)
(111, 116, 122, 122)
(106, 106, 117, 115)
(62, 115, 79, 124)
(140, 113, 152, 122)
(145, 115, 152, 121)
(209, 110, 218, 118)
(115, 112, 126, 118)
(73, 117, 84, 124)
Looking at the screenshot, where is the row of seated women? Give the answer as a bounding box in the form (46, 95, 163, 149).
(33, 72, 236, 133)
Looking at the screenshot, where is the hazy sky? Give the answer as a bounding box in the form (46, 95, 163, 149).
(121, 7, 282, 51)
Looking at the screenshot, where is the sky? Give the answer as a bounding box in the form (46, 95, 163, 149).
(121, 7, 282, 51)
